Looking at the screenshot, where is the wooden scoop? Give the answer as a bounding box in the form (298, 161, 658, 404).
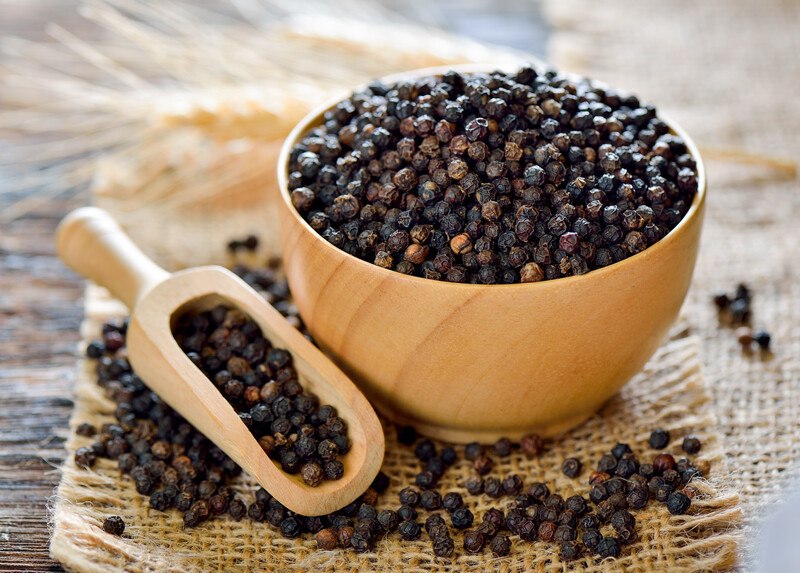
(56, 207, 385, 516)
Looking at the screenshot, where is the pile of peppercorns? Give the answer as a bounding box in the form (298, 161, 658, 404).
(287, 66, 699, 284)
(77, 260, 705, 561)
(171, 303, 349, 488)
(226, 234, 260, 253)
(369, 427, 702, 561)
(712, 283, 772, 353)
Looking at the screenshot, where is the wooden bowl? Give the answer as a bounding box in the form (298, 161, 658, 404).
(276, 66, 706, 443)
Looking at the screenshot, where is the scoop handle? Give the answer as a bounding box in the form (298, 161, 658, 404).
(56, 207, 170, 309)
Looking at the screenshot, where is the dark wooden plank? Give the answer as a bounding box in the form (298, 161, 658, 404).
(0, 192, 85, 572)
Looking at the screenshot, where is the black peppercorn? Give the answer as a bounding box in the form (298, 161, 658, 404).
(682, 435, 702, 455)
(484, 477, 504, 499)
(562, 457, 582, 478)
(450, 507, 474, 529)
(463, 442, 483, 461)
(561, 540, 581, 561)
(666, 491, 692, 515)
(597, 454, 617, 473)
(566, 495, 588, 515)
(415, 470, 437, 489)
(76, 422, 97, 437)
(432, 534, 455, 558)
(490, 534, 511, 556)
(502, 474, 523, 495)
(398, 520, 422, 540)
(377, 509, 399, 532)
(754, 330, 771, 350)
(74, 447, 97, 468)
(397, 504, 418, 522)
(492, 437, 513, 457)
(520, 434, 544, 459)
(397, 425, 418, 445)
(399, 486, 421, 507)
(86, 340, 105, 359)
(537, 521, 557, 542)
(649, 428, 670, 450)
(463, 529, 486, 554)
(228, 498, 246, 521)
(582, 528, 602, 551)
(473, 455, 493, 476)
(420, 490, 443, 511)
(442, 491, 464, 513)
(611, 455, 637, 478)
(483, 508, 505, 528)
(611, 443, 632, 459)
(465, 476, 484, 495)
(102, 515, 125, 536)
(440, 446, 457, 466)
(528, 482, 550, 501)
(597, 536, 622, 558)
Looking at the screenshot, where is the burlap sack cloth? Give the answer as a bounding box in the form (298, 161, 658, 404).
(53, 0, 800, 569)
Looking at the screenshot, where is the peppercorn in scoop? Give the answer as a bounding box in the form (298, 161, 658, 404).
(288, 66, 699, 283)
(171, 303, 349, 488)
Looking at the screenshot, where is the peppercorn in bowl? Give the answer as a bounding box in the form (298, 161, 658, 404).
(277, 65, 706, 442)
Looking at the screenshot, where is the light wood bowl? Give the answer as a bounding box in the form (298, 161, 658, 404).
(276, 66, 707, 443)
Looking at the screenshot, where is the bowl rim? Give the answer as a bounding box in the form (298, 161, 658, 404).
(277, 64, 707, 291)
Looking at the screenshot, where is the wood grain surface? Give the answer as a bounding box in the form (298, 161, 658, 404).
(0, 1, 546, 570)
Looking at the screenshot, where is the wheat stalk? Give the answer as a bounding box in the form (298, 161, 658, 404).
(0, 0, 527, 222)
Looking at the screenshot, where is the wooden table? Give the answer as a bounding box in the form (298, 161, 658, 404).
(0, 2, 547, 570)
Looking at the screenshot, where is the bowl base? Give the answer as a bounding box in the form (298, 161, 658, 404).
(373, 401, 596, 444)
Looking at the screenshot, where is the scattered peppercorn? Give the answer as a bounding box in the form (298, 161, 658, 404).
(450, 507, 474, 529)
(102, 515, 125, 536)
(562, 457, 582, 478)
(377, 509, 400, 532)
(432, 534, 455, 558)
(288, 67, 699, 283)
(420, 489, 443, 510)
(396, 425, 418, 445)
(492, 438, 513, 457)
(74, 446, 96, 468)
(441, 492, 463, 513)
(735, 326, 753, 349)
(597, 536, 622, 558)
(398, 519, 422, 541)
(653, 452, 676, 473)
(561, 540, 581, 561)
(681, 435, 702, 455)
(463, 529, 486, 553)
(86, 340, 105, 359)
(490, 534, 512, 556)
(666, 491, 692, 515)
(464, 442, 484, 461)
(648, 428, 670, 450)
(520, 433, 545, 458)
(472, 454, 493, 476)
(226, 235, 259, 253)
(712, 283, 774, 354)
(753, 330, 771, 350)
